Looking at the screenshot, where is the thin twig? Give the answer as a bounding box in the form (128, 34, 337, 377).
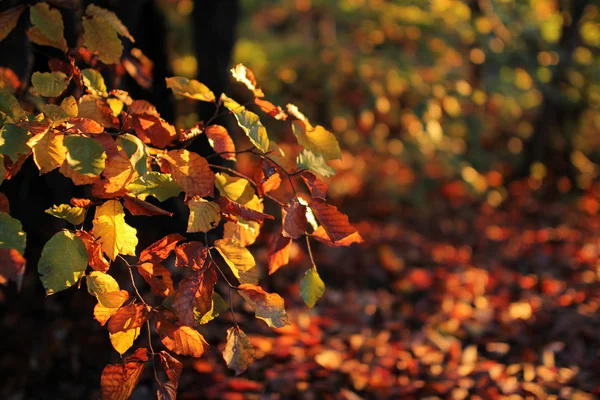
(258, 152, 299, 196)
(147, 321, 160, 384)
(205, 147, 255, 160)
(127, 267, 147, 306)
(204, 233, 237, 289)
(228, 287, 239, 328)
(305, 235, 317, 271)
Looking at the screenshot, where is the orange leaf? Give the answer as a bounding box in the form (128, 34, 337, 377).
(282, 198, 307, 239)
(267, 229, 291, 275)
(174, 241, 208, 270)
(93, 290, 129, 326)
(238, 284, 289, 328)
(59, 160, 100, 185)
(311, 225, 363, 247)
(160, 149, 214, 198)
(76, 230, 111, 272)
(127, 100, 158, 116)
(138, 233, 185, 264)
(308, 199, 359, 242)
(134, 114, 177, 149)
(65, 117, 104, 134)
(158, 351, 182, 394)
(300, 172, 327, 200)
(172, 266, 217, 326)
(216, 197, 274, 223)
(137, 263, 174, 297)
(254, 98, 286, 120)
(155, 315, 209, 358)
(205, 125, 236, 160)
(0, 248, 26, 291)
(100, 347, 148, 400)
(255, 160, 281, 197)
(107, 304, 149, 333)
(123, 196, 172, 217)
(70, 197, 92, 208)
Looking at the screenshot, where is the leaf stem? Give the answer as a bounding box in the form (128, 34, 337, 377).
(228, 286, 239, 329)
(306, 235, 317, 272)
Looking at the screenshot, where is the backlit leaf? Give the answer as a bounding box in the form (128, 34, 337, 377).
(223, 218, 260, 247)
(117, 133, 149, 175)
(0, 212, 25, 255)
(267, 229, 291, 275)
(166, 76, 215, 102)
(109, 328, 141, 356)
(107, 303, 149, 333)
(216, 197, 274, 223)
(137, 263, 174, 297)
(282, 198, 308, 239)
(100, 348, 148, 400)
(41, 97, 78, 126)
(172, 266, 217, 326)
(31, 71, 69, 97)
(0, 123, 31, 162)
(86, 271, 123, 307)
(300, 268, 325, 307)
(76, 230, 111, 272)
(124, 114, 177, 149)
(64, 135, 106, 176)
(230, 64, 264, 97)
(174, 241, 207, 271)
(81, 68, 108, 97)
(158, 351, 182, 397)
(122, 196, 172, 217)
(155, 316, 209, 358)
(187, 197, 221, 233)
(45, 203, 85, 225)
(0, 92, 26, 121)
(138, 233, 185, 264)
(38, 230, 88, 295)
(223, 326, 255, 375)
(311, 225, 363, 247)
(214, 239, 258, 285)
(160, 149, 214, 198)
(28, 3, 67, 51)
(300, 171, 327, 200)
(92, 199, 138, 260)
(292, 121, 341, 161)
(85, 4, 135, 43)
(93, 290, 129, 325)
(0, 6, 25, 43)
(83, 16, 123, 64)
(205, 125, 236, 160)
(215, 173, 254, 204)
(196, 292, 228, 324)
(126, 172, 182, 202)
(238, 284, 290, 328)
(309, 199, 360, 243)
(296, 149, 335, 177)
(230, 109, 269, 153)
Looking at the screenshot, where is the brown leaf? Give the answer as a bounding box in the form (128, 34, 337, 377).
(216, 197, 274, 223)
(127, 100, 158, 116)
(157, 351, 182, 399)
(0, 248, 26, 291)
(311, 225, 363, 247)
(132, 114, 177, 149)
(205, 125, 236, 160)
(123, 196, 173, 217)
(238, 284, 290, 328)
(300, 171, 327, 200)
(309, 199, 359, 242)
(155, 315, 209, 358)
(160, 149, 214, 198)
(70, 197, 91, 208)
(76, 230, 110, 272)
(255, 160, 281, 197)
(174, 241, 208, 270)
(100, 347, 148, 400)
(93, 290, 129, 326)
(254, 98, 286, 120)
(65, 117, 104, 134)
(282, 198, 308, 239)
(267, 229, 291, 275)
(138, 233, 185, 264)
(223, 326, 255, 375)
(172, 266, 217, 326)
(107, 304, 149, 333)
(137, 263, 174, 297)
(78, 95, 119, 128)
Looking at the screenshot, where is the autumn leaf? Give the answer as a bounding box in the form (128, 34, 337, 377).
(117, 133, 149, 175)
(31, 71, 69, 97)
(0, 6, 25, 43)
(78, 95, 119, 128)
(93, 290, 129, 325)
(137, 263, 174, 297)
(82, 15, 123, 64)
(125, 113, 177, 149)
(76, 230, 110, 272)
(187, 197, 221, 233)
(196, 292, 229, 324)
(223, 326, 255, 375)
(254, 98, 286, 120)
(38, 230, 88, 295)
(238, 284, 290, 328)
(308, 199, 361, 243)
(300, 171, 327, 200)
(86, 271, 122, 307)
(63, 135, 107, 176)
(27, 3, 67, 52)
(41, 96, 78, 126)
(292, 121, 342, 161)
(267, 229, 291, 275)
(107, 303, 149, 333)
(109, 328, 141, 356)
(214, 239, 258, 285)
(311, 225, 363, 247)
(300, 268, 325, 307)
(64, 117, 104, 134)
(123, 196, 172, 217)
(126, 172, 182, 202)
(45, 204, 85, 225)
(0, 212, 26, 255)
(282, 198, 308, 239)
(296, 149, 335, 177)
(27, 129, 67, 174)
(216, 197, 274, 224)
(223, 218, 261, 247)
(155, 315, 209, 358)
(92, 200, 138, 260)
(255, 160, 281, 197)
(166, 76, 215, 102)
(205, 125, 236, 160)
(230, 108, 270, 154)
(100, 348, 148, 400)
(215, 173, 255, 204)
(230, 64, 264, 97)
(81, 68, 108, 97)
(174, 241, 208, 270)
(138, 233, 185, 264)
(172, 266, 217, 326)
(0, 92, 26, 121)
(85, 4, 135, 43)
(160, 149, 214, 198)
(59, 160, 100, 185)
(0, 123, 32, 162)
(0, 248, 26, 291)
(157, 351, 182, 398)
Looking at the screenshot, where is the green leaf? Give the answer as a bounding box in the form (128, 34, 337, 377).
(292, 121, 342, 161)
(38, 230, 88, 295)
(81, 69, 108, 97)
(0, 92, 26, 122)
(231, 109, 269, 153)
(117, 133, 148, 175)
(0, 123, 30, 162)
(0, 212, 26, 255)
(300, 268, 325, 307)
(214, 239, 258, 285)
(45, 204, 85, 225)
(28, 2, 67, 51)
(63, 135, 106, 176)
(31, 71, 70, 97)
(296, 149, 335, 178)
(126, 172, 182, 202)
(41, 96, 78, 125)
(85, 4, 135, 43)
(0, 155, 6, 184)
(0, 6, 25, 43)
(195, 292, 229, 324)
(165, 77, 215, 102)
(82, 16, 123, 64)
(223, 327, 255, 375)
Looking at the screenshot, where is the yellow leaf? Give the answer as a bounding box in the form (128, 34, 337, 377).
(27, 129, 66, 174)
(82, 16, 123, 64)
(223, 219, 260, 246)
(165, 77, 215, 102)
(214, 239, 257, 285)
(86, 271, 122, 307)
(215, 173, 255, 204)
(92, 200, 138, 260)
(292, 122, 342, 161)
(187, 197, 221, 233)
(109, 328, 140, 356)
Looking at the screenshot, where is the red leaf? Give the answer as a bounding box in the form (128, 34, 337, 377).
(160, 149, 214, 198)
(174, 241, 208, 270)
(172, 266, 217, 326)
(138, 233, 186, 264)
(123, 196, 173, 217)
(205, 125, 236, 160)
(155, 315, 209, 358)
(308, 199, 359, 242)
(137, 263, 174, 297)
(76, 230, 110, 272)
(100, 348, 148, 400)
(107, 304, 149, 333)
(70, 197, 92, 208)
(216, 197, 274, 223)
(300, 171, 327, 200)
(282, 198, 308, 239)
(0, 248, 26, 291)
(267, 229, 291, 275)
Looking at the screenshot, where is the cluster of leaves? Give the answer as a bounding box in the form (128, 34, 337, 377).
(0, 3, 362, 399)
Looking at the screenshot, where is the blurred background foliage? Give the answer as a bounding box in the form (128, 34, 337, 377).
(159, 0, 599, 208)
